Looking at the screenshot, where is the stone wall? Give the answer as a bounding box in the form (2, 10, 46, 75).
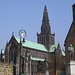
(22, 48, 49, 60)
(0, 62, 13, 75)
(33, 72, 45, 75)
(30, 49, 48, 59)
(64, 4, 75, 66)
(65, 22, 75, 65)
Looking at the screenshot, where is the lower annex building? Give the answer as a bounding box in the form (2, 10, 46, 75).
(4, 5, 65, 75)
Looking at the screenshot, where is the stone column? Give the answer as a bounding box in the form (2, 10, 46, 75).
(24, 58, 26, 73)
(30, 60, 31, 75)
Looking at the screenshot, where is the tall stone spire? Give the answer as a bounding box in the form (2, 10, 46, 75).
(41, 5, 51, 34)
(37, 5, 55, 51)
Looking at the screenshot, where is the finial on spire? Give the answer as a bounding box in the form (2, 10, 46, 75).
(58, 41, 60, 45)
(44, 4, 47, 12)
(12, 32, 14, 36)
(58, 41, 60, 48)
(45, 2, 46, 6)
(45, 0, 46, 6)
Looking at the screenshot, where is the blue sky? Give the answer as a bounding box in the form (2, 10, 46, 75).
(0, 0, 75, 51)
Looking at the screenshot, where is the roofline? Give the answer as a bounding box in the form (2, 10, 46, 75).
(64, 21, 73, 46)
(14, 37, 48, 52)
(23, 46, 49, 53)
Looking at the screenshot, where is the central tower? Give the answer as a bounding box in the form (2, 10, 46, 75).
(37, 5, 55, 51)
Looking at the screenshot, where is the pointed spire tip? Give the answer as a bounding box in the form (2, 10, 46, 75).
(12, 32, 14, 36)
(44, 4, 47, 12)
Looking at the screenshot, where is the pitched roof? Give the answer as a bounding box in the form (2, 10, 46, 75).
(15, 37, 48, 52)
(49, 45, 65, 56)
(14, 37, 65, 56)
(49, 45, 58, 52)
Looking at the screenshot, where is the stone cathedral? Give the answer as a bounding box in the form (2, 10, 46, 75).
(4, 5, 65, 75)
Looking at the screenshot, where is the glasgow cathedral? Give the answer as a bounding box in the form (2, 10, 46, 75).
(1, 5, 66, 75)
